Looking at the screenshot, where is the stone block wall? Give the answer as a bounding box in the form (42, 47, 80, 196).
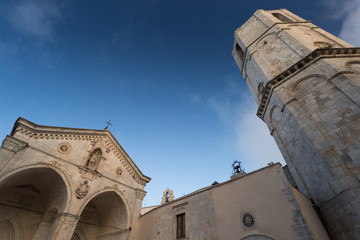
(233, 9, 360, 239)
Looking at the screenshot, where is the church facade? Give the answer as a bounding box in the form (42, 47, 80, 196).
(0, 117, 150, 240)
(0, 8, 359, 240)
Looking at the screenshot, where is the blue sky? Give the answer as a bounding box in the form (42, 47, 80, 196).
(0, 0, 359, 206)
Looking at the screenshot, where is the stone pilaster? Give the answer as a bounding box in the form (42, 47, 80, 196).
(46, 213, 81, 240)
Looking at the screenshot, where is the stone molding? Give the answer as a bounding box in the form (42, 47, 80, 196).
(135, 189, 147, 200)
(1, 135, 28, 152)
(257, 47, 360, 119)
(11, 118, 150, 186)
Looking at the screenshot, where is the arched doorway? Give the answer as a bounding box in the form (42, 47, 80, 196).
(0, 167, 68, 239)
(74, 191, 129, 240)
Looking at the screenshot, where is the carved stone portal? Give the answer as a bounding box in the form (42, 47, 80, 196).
(75, 180, 89, 199)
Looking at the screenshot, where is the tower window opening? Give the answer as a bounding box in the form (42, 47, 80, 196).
(235, 43, 245, 62)
(272, 12, 293, 22)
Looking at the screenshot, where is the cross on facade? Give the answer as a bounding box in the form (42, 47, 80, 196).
(104, 120, 113, 130)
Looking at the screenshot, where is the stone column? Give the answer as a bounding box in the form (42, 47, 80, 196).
(46, 213, 81, 240)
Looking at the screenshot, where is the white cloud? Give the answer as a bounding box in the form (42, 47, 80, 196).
(233, 99, 285, 171)
(323, 0, 360, 46)
(207, 79, 284, 172)
(338, 1, 360, 46)
(7, 0, 61, 40)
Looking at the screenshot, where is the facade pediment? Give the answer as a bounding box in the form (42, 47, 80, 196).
(9, 117, 150, 186)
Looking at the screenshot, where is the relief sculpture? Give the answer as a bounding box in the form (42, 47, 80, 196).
(85, 148, 104, 172)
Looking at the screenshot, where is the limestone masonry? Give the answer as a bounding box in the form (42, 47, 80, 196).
(233, 8, 360, 240)
(0, 8, 358, 240)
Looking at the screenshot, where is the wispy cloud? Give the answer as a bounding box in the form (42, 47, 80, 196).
(188, 93, 203, 104)
(324, 0, 360, 46)
(338, 0, 360, 46)
(7, 0, 61, 41)
(232, 98, 284, 170)
(201, 78, 284, 171)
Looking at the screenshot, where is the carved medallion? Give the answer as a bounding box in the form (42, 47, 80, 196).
(58, 142, 71, 154)
(242, 213, 255, 229)
(115, 167, 123, 177)
(75, 180, 89, 199)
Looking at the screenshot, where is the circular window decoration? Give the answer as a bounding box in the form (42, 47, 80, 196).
(242, 213, 255, 229)
(58, 142, 71, 154)
(115, 167, 123, 177)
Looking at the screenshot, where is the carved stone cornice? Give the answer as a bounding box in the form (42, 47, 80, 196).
(1, 135, 28, 152)
(11, 118, 151, 186)
(257, 47, 360, 119)
(135, 189, 147, 200)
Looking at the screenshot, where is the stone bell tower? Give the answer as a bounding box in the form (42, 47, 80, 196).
(233, 9, 360, 239)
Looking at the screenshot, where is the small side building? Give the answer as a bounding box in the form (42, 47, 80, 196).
(138, 164, 329, 240)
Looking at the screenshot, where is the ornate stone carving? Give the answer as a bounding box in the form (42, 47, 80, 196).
(75, 180, 89, 199)
(115, 167, 123, 177)
(58, 142, 71, 154)
(85, 148, 105, 172)
(50, 213, 81, 239)
(90, 139, 101, 146)
(258, 82, 265, 96)
(313, 41, 334, 49)
(14, 126, 150, 186)
(78, 167, 101, 181)
(242, 213, 256, 229)
(135, 189, 146, 200)
(1, 136, 28, 152)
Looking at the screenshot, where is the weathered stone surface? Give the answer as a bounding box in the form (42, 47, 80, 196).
(0, 117, 150, 240)
(138, 164, 329, 240)
(233, 9, 360, 240)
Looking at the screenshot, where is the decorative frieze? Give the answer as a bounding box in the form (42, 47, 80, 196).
(257, 47, 360, 119)
(13, 126, 149, 186)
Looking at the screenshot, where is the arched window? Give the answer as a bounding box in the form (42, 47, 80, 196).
(272, 12, 293, 22)
(236, 43, 245, 62)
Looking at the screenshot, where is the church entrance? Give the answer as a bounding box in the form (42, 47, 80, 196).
(73, 191, 129, 240)
(0, 167, 68, 239)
